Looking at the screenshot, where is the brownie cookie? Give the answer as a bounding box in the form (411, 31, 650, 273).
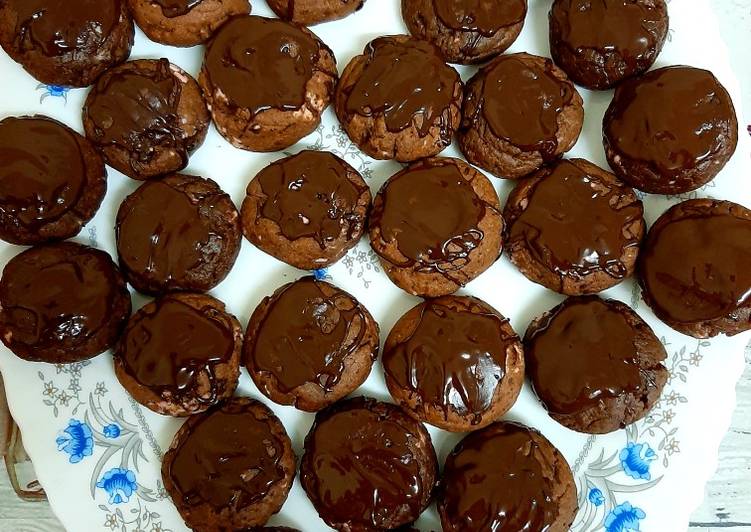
(0, 116, 106, 245)
(459, 52, 584, 179)
(369, 157, 503, 297)
(241, 150, 371, 270)
(603, 66, 738, 194)
(268, 0, 365, 25)
(300, 397, 438, 530)
(200, 16, 337, 152)
(162, 397, 296, 531)
(115, 292, 242, 417)
(0, 242, 131, 363)
(504, 158, 645, 295)
(115, 173, 241, 295)
(437, 421, 578, 531)
(638, 199, 751, 338)
(525, 296, 668, 434)
(0, 0, 133, 87)
(82, 58, 210, 180)
(245, 277, 380, 412)
(128, 0, 250, 47)
(335, 36, 463, 162)
(549, 0, 669, 90)
(383, 296, 524, 432)
(402, 0, 527, 64)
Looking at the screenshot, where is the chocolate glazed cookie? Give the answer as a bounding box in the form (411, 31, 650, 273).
(402, 0, 527, 64)
(0, 0, 134, 87)
(300, 397, 438, 530)
(525, 296, 668, 434)
(437, 421, 578, 532)
(638, 199, 751, 338)
(369, 157, 503, 297)
(162, 397, 296, 531)
(603, 66, 738, 194)
(383, 296, 524, 432)
(115, 174, 241, 295)
(335, 36, 463, 162)
(83, 58, 210, 180)
(549, 0, 669, 90)
(268, 0, 366, 25)
(504, 158, 645, 295)
(114, 292, 242, 417)
(0, 116, 106, 245)
(128, 0, 250, 47)
(0, 242, 131, 363)
(241, 150, 371, 270)
(459, 52, 584, 179)
(200, 16, 338, 152)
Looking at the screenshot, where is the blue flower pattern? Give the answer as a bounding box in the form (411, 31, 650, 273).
(56, 419, 93, 464)
(605, 502, 647, 532)
(313, 268, 327, 281)
(620, 442, 657, 480)
(36, 83, 70, 103)
(103, 424, 121, 438)
(97, 468, 137, 504)
(588, 487, 605, 507)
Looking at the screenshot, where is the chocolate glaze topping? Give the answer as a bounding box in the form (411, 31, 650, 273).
(0, 117, 85, 228)
(153, 0, 203, 17)
(605, 66, 736, 176)
(204, 16, 321, 115)
(526, 297, 643, 415)
(251, 278, 369, 394)
(441, 422, 559, 530)
(383, 298, 513, 420)
(8, 0, 120, 57)
(256, 151, 364, 248)
(121, 298, 234, 400)
(169, 405, 284, 509)
(433, 0, 526, 37)
(371, 160, 486, 273)
(344, 37, 459, 137)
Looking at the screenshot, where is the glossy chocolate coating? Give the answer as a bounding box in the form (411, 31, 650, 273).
(153, 0, 203, 17)
(433, 0, 526, 37)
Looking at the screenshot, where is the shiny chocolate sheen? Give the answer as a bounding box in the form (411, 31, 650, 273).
(121, 298, 234, 398)
(344, 37, 459, 136)
(0, 117, 85, 228)
(204, 16, 320, 115)
(256, 151, 364, 247)
(153, 0, 203, 17)
(441, 422, 559, 530)
(508, 160, 642, 279)
(251, 278, 368, 394)
(433, 0, 526, 37)
(605, 66, 735, 176)
(526, 297, 642, 415)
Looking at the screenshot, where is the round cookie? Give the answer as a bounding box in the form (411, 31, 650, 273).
(437, 421, 578, 531)
(244, 277, 380, 412)
(115, 173, 241, 295)
(402, 0, 527, 64)
(0, 116, 106, 245)
(335, 35, 463, 162)
(383, 295, 524, 432)
(525, 296, 668, 434)
(268, 0, 365, 25)
(128, 0, 250, 47)
(162, 397, 296, 531)
(638, 199, 751, 338)
(503, 158, 645, 295)
(549, 0, 669, 90)
(459, 52, 584, 179)
(368, 157, 503, 297)
(0, 242, 131, 363)
(82, 58, 209, 180)
(200, 16, 337, 152)
(0, 0, 133, 87)
(114, 292, 242, 417)
(300, 397, 438, 530)
(241, 150, 371, 270)
(603, 66, 738, 194)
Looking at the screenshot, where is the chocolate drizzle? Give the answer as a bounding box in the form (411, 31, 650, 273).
(433, 0, 526, 37)
(203, 16, 320, 115)
(153, 0, 203, 17)
(0, 117, 85, 228)
(251, 278, 369, 394)
(344, 37, 459, 137)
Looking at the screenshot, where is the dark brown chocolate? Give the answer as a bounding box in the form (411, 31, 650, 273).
(153, 0, 203, 17)
(433, 0, 526, 37)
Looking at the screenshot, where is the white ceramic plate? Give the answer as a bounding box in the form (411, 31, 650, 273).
(0, 0, 749, 531)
